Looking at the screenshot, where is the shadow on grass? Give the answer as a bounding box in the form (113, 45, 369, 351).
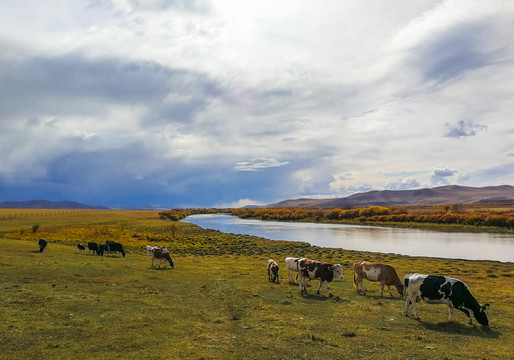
(150, 267, 174, 271)
(418, 320, 500, 339)
(358, 293, 403, 301)
(300, 293, 336, 301)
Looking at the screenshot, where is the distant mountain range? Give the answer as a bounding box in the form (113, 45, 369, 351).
(264, 185, 514, 208)
(0, 200, 110, 210)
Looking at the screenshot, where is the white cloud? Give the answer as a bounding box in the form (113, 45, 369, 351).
(0, 0, 513, 206)
(430, 167, 458, 186)
(234, 157, 289, 172)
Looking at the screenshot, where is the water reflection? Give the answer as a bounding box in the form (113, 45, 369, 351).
(182, 214, 514, 262)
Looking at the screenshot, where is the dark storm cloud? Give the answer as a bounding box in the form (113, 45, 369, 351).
(444, 120, 487, 138)
(412, 20, 499, 82)
(0, 51, 221, 120)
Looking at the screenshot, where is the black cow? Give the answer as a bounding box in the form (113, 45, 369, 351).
(106, 241, 125, 257)
(404, 273, 489, 327)
(87, 242, 101, 255)
(297, 258, 343, 297)
(38, 238, 48, 253)
(267, 259, 280, 283)
(77, 243, 86, 252)
(98, 243, 107, 256)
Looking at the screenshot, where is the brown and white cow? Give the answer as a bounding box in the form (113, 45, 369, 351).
(297, 258, 343, 297)
(151, 247, 174, 269)
(267, 259, 280, 283)
(353, 261, 404, 297)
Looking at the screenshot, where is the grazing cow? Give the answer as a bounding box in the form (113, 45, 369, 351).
(151, 247, 174, 269)
(267, 259, 280, 283)
(297, 258, 343, 297)
(98, 243, 107, 256)
(88, 242, 99, 255)
(285, 257, 303, 284)
(353, 261, 404, 297)
(106, 241, 125, 257)
(404, 273, 489, 327)
(146, 245, 158, 255)
(77, 243, 86, 252)
(38, 238, 48, 253)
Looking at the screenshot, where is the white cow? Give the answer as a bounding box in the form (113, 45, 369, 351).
(285, 257, 304, 284)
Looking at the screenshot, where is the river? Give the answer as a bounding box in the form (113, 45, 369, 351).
(182, 214, 514, 262)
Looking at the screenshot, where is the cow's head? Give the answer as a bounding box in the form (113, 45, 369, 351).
(330, 264, 343, 280)
(474, 303, 489, 327)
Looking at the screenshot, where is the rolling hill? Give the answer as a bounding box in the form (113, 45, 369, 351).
(265, 185, 514, 208)
(0, 200, 110, 209)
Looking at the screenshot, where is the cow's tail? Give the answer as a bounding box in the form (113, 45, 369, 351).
(353, 264, 356, 288)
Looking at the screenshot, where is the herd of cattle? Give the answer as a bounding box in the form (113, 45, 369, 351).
(37, 238, 489, 327)
(38, 238, 175, 269)
(268, 257, 490, 327)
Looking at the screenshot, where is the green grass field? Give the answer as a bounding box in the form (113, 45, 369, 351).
(1, 210, 513, 359)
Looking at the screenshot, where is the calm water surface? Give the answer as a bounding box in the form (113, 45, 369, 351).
(182, 214, 514, 262)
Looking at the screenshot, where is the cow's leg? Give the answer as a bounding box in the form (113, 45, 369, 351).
(268, 269, 271, 282)
(316, 280, 323, 295)
(457, 306, 472, 324)
(355, 275, 366, 294)
(410, 297, 419, 319)
(298, 275, 305, 293)
(387, 285, 393, 297)
(405, 296, 419, 318)
(324, 281, 333, 297)
(380, 282, 385, 296)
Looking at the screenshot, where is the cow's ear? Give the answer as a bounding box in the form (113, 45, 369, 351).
(328, 266, 333, 271)
(484, 303, 490, 309)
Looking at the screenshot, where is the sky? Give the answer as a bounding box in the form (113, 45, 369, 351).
(1, 0, 513, 209)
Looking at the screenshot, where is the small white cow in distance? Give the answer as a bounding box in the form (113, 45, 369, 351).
(297, 258, 343, 297)
(404, 273, 489, 327)
(267, 259, 280, 283)
(353, 261, 404, 297)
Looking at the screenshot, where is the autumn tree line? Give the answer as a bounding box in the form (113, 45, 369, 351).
(158, 208, 218, 221)
(228, 205, 514, 229)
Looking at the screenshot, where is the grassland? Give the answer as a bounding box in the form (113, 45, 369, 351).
(0, 209, 513, 359)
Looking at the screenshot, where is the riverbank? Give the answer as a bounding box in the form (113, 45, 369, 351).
(226, 204, 514, 234)
(1, 210, 513, 358)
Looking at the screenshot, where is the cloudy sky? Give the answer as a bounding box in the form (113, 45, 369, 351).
(1, 0, 513, 208)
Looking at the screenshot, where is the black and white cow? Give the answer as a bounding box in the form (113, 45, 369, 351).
(106, 241, 125, 257)
(404, 273, 489, 327)
(297, 258, 343, 297)
(267, 259, 280, 283)
(38, 238, 48, 253)
(77, 243, 86, 252)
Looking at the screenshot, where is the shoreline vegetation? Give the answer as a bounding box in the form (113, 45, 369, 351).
(1, 208, 513, 358)
(158, 203, 514, 234)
